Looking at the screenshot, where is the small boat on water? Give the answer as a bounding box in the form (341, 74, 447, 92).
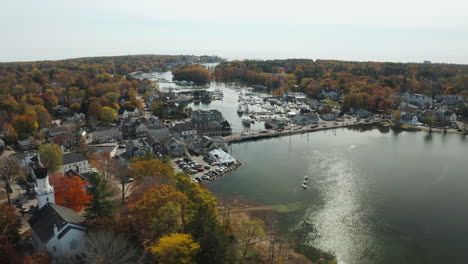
(304, 175, 308, 180)
(237, 104, 244, 113)
(242, 116, 251, 126)
(301, 183, 307, 190)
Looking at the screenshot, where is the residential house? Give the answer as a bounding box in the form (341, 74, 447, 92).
(118, 106, 140, 119)
(291, 114, 319, 126)
(46, 127, 69, 142)
(401, 113, 419, 126)
(401, 92, 433, 106)
(61, 152, 89, 174)
(350, 108, 372, 119)
(18, 139, 36, 151)
(126, 139, 152, 158)
(322, 113, 336, 121)
(161, 137, 186, 157)
(171, 122, 198, 140)
(89, 127, 122, 143)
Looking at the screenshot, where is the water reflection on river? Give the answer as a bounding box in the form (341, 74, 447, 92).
(208, 127, 468, 264)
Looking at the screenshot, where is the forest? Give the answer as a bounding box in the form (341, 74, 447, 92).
(0, 55, 203, 143)
(215, 59, 468, 112)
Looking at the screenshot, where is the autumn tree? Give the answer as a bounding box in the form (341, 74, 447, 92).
(84, 173, 116, 222)
(150, 233, 200, 264)
(0, 158, 22, 206)
(175, 175, 235, 264)
(50, 174, 92, 212)
(2, 123, 17, 144)
(22, 253, 52, 264)
(110, 160, 131, 203)
(12, 114, 38, 138)
(34, 105, 52, 127)
(237, 218, 266, 256)
(128, 184, 188, 242)
(130, 159, 174, 184)
(87, 101, 103, 120)
(83, 230, 143, 264)
(38, 143, 63, 174)
(0, 203, 21, 243)
(89, 152, 113, 180)
(99, 106, 117, 123)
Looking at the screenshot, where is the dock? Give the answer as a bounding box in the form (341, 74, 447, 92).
(224, 120, 384, 143)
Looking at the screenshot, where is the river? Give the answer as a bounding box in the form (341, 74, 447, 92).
(153, 73, 468, 263)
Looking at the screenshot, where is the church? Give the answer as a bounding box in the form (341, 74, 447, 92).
(27, 155, 87, 263)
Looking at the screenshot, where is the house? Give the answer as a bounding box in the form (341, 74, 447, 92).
(188, 135, 227, 155)
(47, 127, 69, 141)
(18, 139, 36, 151)
(401, 92, 433, 106)
(126, 139, 152, 158)
(191, 110, 232, 136)
(27, 156, 87, 263)
(171, 122, 198, 140)
(291, 114, 319, 126)
(61, 152, 89, 174)
(64, 113, 86, 124)
(89, 127, 122, 143)
(350, 108, 372, 119)
(161, 137, 186, 157)
(264, 117, 289, 129)
(118, 106, 140, 119)
(192, 109, 224, 123)
(147, 126, 172, 141)
(322, 113, 336, 121)
(402, 113, 419, 126)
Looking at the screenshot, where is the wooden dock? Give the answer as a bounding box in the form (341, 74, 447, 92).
(224, 121, 384, 143)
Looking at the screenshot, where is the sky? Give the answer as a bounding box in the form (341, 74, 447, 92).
(1, 0, 468, 64)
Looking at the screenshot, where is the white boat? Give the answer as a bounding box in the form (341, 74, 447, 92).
(237, 104, 244, 113)
(242, 116, 251, 126)
(301, 183, 307, 189)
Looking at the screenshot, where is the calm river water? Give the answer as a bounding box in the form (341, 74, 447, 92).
(209, 128, 468, 264)
(154, 74, 468, 264)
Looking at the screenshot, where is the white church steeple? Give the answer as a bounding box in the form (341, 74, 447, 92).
(28, 155, 55, 209)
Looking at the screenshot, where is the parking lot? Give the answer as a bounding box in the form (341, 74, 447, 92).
(173, 154, 240, 184)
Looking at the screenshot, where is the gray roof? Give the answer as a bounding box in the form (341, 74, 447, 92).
(28, 203, 84, 243)
(63, 152, 88, 165)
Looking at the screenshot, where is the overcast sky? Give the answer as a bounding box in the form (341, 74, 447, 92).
(1, 0, 468, 64)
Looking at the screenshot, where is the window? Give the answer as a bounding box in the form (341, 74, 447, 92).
(70, 239, 78, 250)
(53, 246, 56, 252)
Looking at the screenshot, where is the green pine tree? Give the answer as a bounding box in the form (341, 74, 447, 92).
(85, 172, 116, 221)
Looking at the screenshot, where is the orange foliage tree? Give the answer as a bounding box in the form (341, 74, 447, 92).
(128, 184, 188, 242)
(50, 173, 92, 212)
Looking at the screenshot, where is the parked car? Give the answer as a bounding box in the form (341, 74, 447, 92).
(204, 165, 211, 170)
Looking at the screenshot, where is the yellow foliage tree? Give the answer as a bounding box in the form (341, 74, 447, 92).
(150, 233, 200, 264)
(130, 159, 174, 183)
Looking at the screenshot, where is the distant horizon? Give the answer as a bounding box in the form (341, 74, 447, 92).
(1, 53, 466, 66)
(2, 0, 468, 65)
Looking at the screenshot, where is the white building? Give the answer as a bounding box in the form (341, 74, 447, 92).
(89, 127, 122, 143)
(28, 158, 87, 263)
(61, 152, 89, 174)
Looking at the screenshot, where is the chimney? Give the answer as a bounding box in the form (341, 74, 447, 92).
(53, 224, 58, 236)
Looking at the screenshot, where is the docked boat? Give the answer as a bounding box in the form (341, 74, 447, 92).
(237, 104, 244, 113)
(242, 116, 251, 126)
